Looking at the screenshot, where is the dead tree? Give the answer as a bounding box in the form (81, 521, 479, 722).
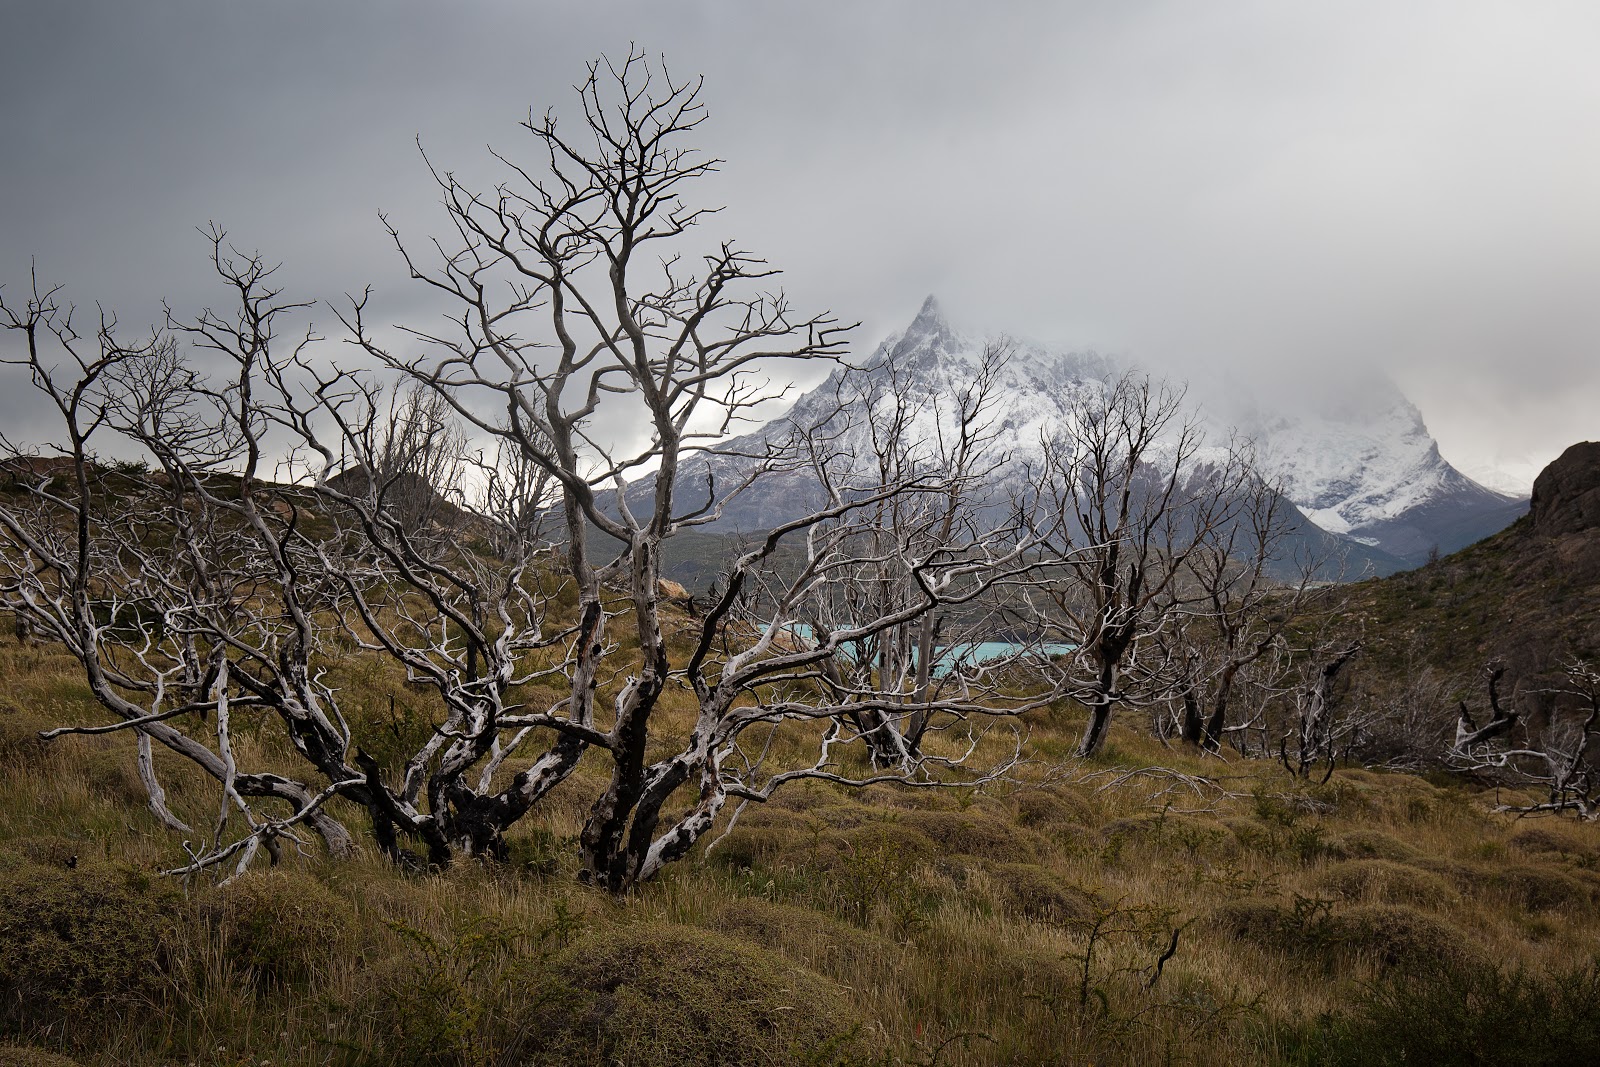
(1450, 661, 1600, 819)
(331, 51, 1052, 890)
(2, 57, 1054, 889)
(0, 252, 363, 871)
(1278, 641, 1363, 779)
(1027, 374, 1249, 758)
(323, 381, 469, 535)
(1166, 465, 1326, 753)
(778, 339, 1041, 770)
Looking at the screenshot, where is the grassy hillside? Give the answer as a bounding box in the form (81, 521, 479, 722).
(3, 634, 1600, 1066)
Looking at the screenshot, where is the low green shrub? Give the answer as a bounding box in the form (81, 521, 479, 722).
(702, 823, 810, 872)
(1290, 957, 1600, 1066)
(0, 857, 183, 1024)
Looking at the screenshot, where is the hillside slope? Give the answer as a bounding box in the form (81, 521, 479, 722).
(1348, 441, 1597, 679)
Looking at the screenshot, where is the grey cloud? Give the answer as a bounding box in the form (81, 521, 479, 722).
(2, 1, 1596, 483)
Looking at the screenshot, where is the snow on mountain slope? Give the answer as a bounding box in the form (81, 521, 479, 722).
(692, 297, 1523, 569)
(1199, 367, 1526, 560)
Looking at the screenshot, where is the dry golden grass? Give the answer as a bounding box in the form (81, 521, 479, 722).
(3, 635, 1600, 1065)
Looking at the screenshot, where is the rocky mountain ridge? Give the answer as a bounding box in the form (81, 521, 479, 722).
(685, 296, 1522, 572)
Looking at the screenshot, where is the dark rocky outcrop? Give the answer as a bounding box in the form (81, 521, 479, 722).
(1530, 441, 1600, 537)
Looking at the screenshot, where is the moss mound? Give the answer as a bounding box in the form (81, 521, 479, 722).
(986, 862, 1102, 923)
(708, 898, 900, 977)
(1011, 787, 1094, 829)
(1211, 897, 1479, 973)
(552, 922, 865, 1066)
(827, 821, 939, 867)
(1508, 824, 1600, 861)
(1483, 863, 1598, 913)
(1328, 828, 1421, 862)
(1334, 904, 1480, 971)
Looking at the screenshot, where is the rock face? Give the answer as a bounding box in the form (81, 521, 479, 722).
(1530, 442, 1600, 537)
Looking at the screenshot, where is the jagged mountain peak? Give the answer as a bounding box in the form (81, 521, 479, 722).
(690, 301, 1524, 571)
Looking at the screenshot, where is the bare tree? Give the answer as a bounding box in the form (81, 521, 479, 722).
(0, 249, 363, 871)
(1450, 661, 1600, 819)
(1027, 374, 1250, 758)
(1276, 640, 1364, 779)
(324, 380, 469, 535)
(332, 51, 1062, 890)
(781, 338, 1044, 770)
(0, 52, 1064, 891)
(1165, 465, 1326, 753)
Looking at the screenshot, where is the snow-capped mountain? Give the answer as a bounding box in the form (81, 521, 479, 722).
(684, 297, 1524, 572)
(1198, 366, 1527, 563)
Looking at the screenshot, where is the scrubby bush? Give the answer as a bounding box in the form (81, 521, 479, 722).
(0, 857, 183, 1024)
(1293, 957, 1600, 1066)
(1333, 904, 1480, 972)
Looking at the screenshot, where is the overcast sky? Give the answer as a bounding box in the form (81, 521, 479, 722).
(3, 0, 1597, 490)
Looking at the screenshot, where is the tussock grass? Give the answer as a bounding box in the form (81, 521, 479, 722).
(3, 634, 1600, 1064)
